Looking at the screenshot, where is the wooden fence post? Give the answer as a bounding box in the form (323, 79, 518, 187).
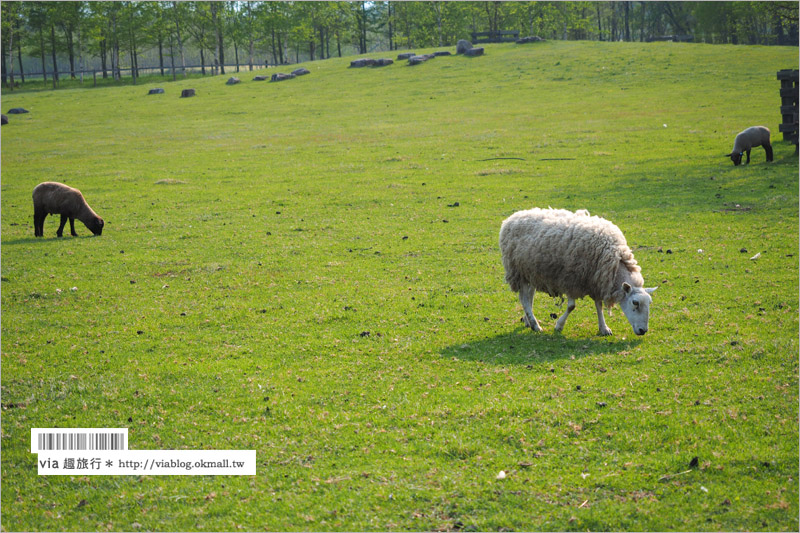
(777, 69, 799, 153)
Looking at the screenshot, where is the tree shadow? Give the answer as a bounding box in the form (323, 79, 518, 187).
(442, 326, 642, 366)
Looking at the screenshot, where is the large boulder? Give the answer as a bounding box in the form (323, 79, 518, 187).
(1, 114, 7, 125)
(253, 75, 268, 81)
(456, 40, 473, 54)
(226, 77, 241, 85)
(7, 107, 29, 114)
(373, 58, 394, 67)
(516, 36, 544, 44)
(148, 88, 165, 95)
(464, 47, 484, 57)
(433, 51, 452, 57)
(180, 89, 196, 98)
(397, 52, 415, 60)
(291, 68, 310, 76)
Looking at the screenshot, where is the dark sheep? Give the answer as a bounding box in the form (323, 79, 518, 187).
(33, 182, 104, 238)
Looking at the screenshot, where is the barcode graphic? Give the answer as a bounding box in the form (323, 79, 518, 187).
(35, 432, 126, 451)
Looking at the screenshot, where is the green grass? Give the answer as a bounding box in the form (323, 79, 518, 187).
(1, 40, 798, 531)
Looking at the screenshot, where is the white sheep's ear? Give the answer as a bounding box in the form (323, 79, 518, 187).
(622, 282, 632, 294)
(645, 286, 658, 294)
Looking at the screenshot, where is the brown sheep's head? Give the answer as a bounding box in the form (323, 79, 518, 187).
(89, 217, 104, 236)
(727, 152, 743, 166)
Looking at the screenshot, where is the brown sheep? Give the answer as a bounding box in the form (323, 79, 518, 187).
(33, 182, 104, 237)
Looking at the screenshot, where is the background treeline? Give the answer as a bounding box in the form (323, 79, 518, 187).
(2, 1, 797, 89)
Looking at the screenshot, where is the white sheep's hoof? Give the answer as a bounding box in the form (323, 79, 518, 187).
(598, 327, 613, 336)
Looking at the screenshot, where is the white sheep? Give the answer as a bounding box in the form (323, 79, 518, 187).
(499, 208, 656, 336)
(726, 126, 773, 166)
(33, 181, 104, 237)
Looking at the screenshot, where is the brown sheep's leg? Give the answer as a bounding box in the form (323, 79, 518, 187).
(56, 215, 68, 237)
(595, 299, 613, 336)
(519, 283, 542, 332)
(554, 298, 576, 333)
(69, 217, 77, 236)
(34, 210, 45, 237)
(765, 144, 773, 162)
(745, 149, 751, 164)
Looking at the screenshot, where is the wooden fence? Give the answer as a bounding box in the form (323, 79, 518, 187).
(777, 69, 798, 152)
(4, 63, 269, 87)
(471, 30, 520, 44)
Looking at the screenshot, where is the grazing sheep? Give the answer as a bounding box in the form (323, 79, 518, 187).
(499, 208, 656, 336)
(33, 182, 104, 237)
(727, 126, 773, 166)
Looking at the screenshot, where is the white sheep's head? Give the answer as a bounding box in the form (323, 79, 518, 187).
(618, 283, 657, 336)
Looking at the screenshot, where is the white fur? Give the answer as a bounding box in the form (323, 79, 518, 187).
(499, 208, 656, 336)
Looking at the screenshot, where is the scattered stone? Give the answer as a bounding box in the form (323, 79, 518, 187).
(456, 39, 473, 54)
(397, 52, 415, 60)
(464, 47, 485, 57)
(270, 73, 295, 82)
(148, 88, 165, 95)
(372, 58, 393, 67)
(433, 51, 452, 56)
(740, 247, 748, 253)
(253, 75, 268, 81)
(226, 77, 241, 85)
(408, 54, 435, 65)
(291, 68, 310, 76)
(516, 36, 544, 44)
(1, 114, 7, 126)
(689, 456, 699, 468)
(350, 58, 376, 68)
(180, 89, 196, 98)
(7, 107, 28, 114)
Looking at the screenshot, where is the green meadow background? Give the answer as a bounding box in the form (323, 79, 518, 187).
(1, 40, 798, 531)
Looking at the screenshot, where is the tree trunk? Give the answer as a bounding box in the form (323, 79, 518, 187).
(200, 48, 206, 75)
(270, 29, 278, 65)
(210, 2, 220, 75)
(158, 36, 164, 75)
(77, 25, 83, 84)
(640, 1, 646, 42)
(100, 33, 107, 78)
(50, 24, 59, 86)
(248, 39, 254, 71)
(5, 23, 14, 90)
(64, 24, 76, 78)
(623, 1, 631, 41)
(39, 27, 48, 83)
(17, 35, 25, 83)
(169, 33, 176, 81)
(173, 2, 187, 77)
(234, 42, 239, 72)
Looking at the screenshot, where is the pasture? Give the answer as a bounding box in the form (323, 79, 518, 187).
(1, 40, 798, 531)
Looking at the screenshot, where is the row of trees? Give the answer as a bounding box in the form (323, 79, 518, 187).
(2, 2, 798, 90)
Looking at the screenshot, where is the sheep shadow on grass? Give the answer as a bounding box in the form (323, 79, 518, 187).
(442, 327, 642, 366)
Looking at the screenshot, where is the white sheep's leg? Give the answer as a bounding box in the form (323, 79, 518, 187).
(554, 298, 576, 333)
(595, 299, 613, 336)
(518, 283, 542, 332)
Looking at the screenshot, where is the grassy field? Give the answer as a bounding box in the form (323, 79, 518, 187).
(1, 40, 798, 531)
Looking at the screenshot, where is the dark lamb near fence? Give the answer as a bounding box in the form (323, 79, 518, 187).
(33, 182, 104, 237)
(727, 126, 773, 166)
